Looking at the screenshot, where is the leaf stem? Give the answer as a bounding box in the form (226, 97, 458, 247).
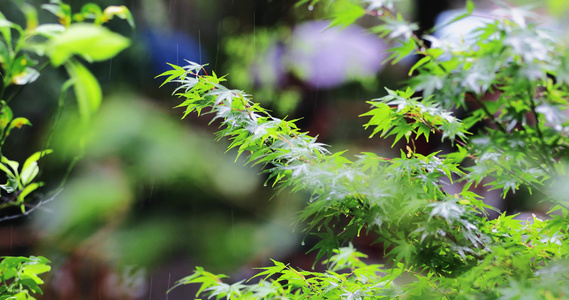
(5, 61, 50, 104)
(470, 93, 506, 132)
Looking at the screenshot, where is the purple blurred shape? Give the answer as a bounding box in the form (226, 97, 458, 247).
(286, 21, 386, 88)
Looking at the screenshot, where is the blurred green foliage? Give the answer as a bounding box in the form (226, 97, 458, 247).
(0, 0, 134, 296)
(4, 0, 567, 298)
(0, 0, 131, 215)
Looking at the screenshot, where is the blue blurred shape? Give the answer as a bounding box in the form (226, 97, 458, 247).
(143, 28, 206, 74)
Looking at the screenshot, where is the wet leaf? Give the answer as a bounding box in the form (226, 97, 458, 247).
(11, 67, 40, 85)
(18, 182, 41, 203)
(47, 23, 130, 66)
(74, 3, 102, 23)
(32, 24, 65, 38)
(41, 1, 72, 27)
(64, 59, 102, 121)
(21, 149, 53, 183)
(103, 5, 135, 28)
(5, 117, 32, 138)
(0, 102, 13, 130)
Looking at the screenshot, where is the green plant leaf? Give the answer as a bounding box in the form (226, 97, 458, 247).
(408, 56, 431, 76)
(41, 1, 72, 27)
(1, 156, 18, 176)
(103, 5, 135, 28)
(47, 23, 130, 66)
(12, 67, 40, 85)
(0, 11, 15, 48)
(64, 59, 102, 121)
(22, 262, 50, 284)
(73, 3, 103, 23)
(20, 165, 39, 187)
(0, 102, 13, 130)
(329, 0, 366, 28)
(20, 150, 52, 186)
(32, 24, 65, 38)
(5, 117, 32, 138)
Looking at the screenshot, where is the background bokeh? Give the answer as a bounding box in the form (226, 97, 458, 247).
(0, 0, 567, 299)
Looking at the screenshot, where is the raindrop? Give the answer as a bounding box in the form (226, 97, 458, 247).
(301, 240, 305, 246)
(176, 42, 181, 86)
(198, 30, 202, 65)
(148, 276, 152, 300)
(149, 180, 154, 203)
(308, 5, 314, 11)
(166, 273, 171, 300)
(215, 22, 221, 70)
(108, 58, 112, 79)
(231, 209, 235, 238)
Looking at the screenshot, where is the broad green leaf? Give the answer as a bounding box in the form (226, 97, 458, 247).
(0, 11, 13, 47)
(21, 3, 38, 30)
(65, 59, 102, 121)
(22, 260, 50, 276)
(21, 150, 53, 184)
(47, 23, 130, 66)
(32, 24, 65, 38)
(0, 157, 18, 176)
(0, 41, 8, 64)
(17, 182, 41, 205)
(12, 67, 40, 85)
(8, 291, 29, 300)
(0, 164, 15, 180)
(20, 162, 39, 186)
(1, 117, 32, 143)
(30, 256, 50, 265)
(41, 1, 72, 27)
(6, 117, 32, 137)
(103, 6, 135, 28)
(1, 267, 17, 281)
(74, 3, 103, 23)
(9, 55, 38, 82)
(0, 102, 13, 130)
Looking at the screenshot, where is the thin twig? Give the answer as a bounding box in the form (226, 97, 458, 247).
(0, 188, 62, 223)
(470, 93, 507, 133)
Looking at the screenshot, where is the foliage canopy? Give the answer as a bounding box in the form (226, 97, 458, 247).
(0, 0, 132, 297)
(159, 0, 569, 299)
